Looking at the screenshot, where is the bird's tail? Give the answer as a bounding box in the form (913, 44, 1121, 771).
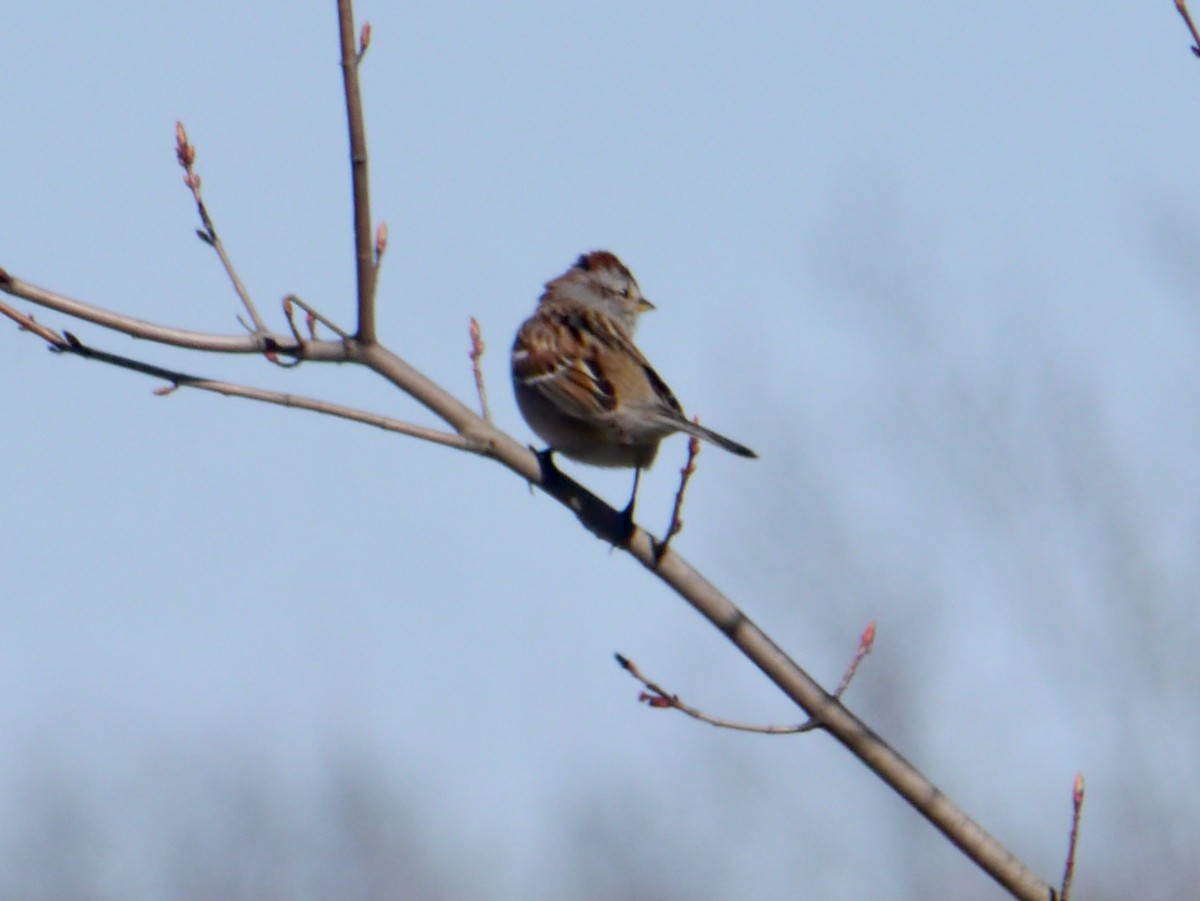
(676, 419, 757, 458)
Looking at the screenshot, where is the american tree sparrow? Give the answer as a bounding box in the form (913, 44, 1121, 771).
(511, 251, 756, 520)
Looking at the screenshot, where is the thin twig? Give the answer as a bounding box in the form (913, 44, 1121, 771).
(793, 620, 877, 733)
(337, 1, 378, 344)
(357, 20, 371, 62)
(285, 294, 352, 340)
(654, 433, 700, 564)
(174, 122, 267, 334)
(1177, 0, 1200, 57)
(831, 620, 876, 699)
(283, 295, 307, 345)
(615, 654, 806, 734)
(468, 316, 491, 422)
(1059, 773, 1085, 901)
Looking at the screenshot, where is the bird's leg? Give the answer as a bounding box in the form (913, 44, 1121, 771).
(534, 449, 639, 548)
(533, 446, 568, 488)
(616, 468, 642, 545)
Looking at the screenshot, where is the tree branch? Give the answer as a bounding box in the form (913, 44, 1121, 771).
(1, 4, 1064, 899)
(0, 267, 345, 358)
(175, 121, 268, 335)
(0, 299, 473, 452)
(1176, 0, 1200, 57)
(1059, 774, 1085, 901)
(616, 621, 875, 735)
(337, 1, 378, 344)
(653, 433, 700, 564)
(468, 316, 492, 422)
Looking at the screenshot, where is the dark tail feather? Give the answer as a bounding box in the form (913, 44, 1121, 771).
(677, 419, 757, 458)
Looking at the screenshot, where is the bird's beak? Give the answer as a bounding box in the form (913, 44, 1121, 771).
(637, 298, 655, 312)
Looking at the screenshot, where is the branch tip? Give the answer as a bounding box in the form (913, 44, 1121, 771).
(860, 620, 876, 650)
(1059, 771, 1085, 901)
(375, 221, 388, 260)
(829, 620, 876, 701)
(468, 316, 492, 422)
(174, 121, 196, 168)
(653, 432, 701, 563)
(0, 297, 64, 345)
(358, 21, 371, 58)
(171, 122, 267, 334)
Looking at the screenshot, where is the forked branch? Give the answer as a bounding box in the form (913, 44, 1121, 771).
(615, 621, 875, 735)
(0, 298, 471, 451)
(0, 5, 1063, 900)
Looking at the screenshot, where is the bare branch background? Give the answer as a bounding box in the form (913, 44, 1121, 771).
(3, 3, 1198, 900)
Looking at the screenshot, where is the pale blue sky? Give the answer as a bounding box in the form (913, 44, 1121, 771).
(3, 3, 1198, 899)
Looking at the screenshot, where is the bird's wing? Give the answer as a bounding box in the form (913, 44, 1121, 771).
(512, 307, 619, 419)
(512, 303, 686, 423)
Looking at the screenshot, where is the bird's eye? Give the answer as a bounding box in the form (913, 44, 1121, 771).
(620, 286, 631, 298)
